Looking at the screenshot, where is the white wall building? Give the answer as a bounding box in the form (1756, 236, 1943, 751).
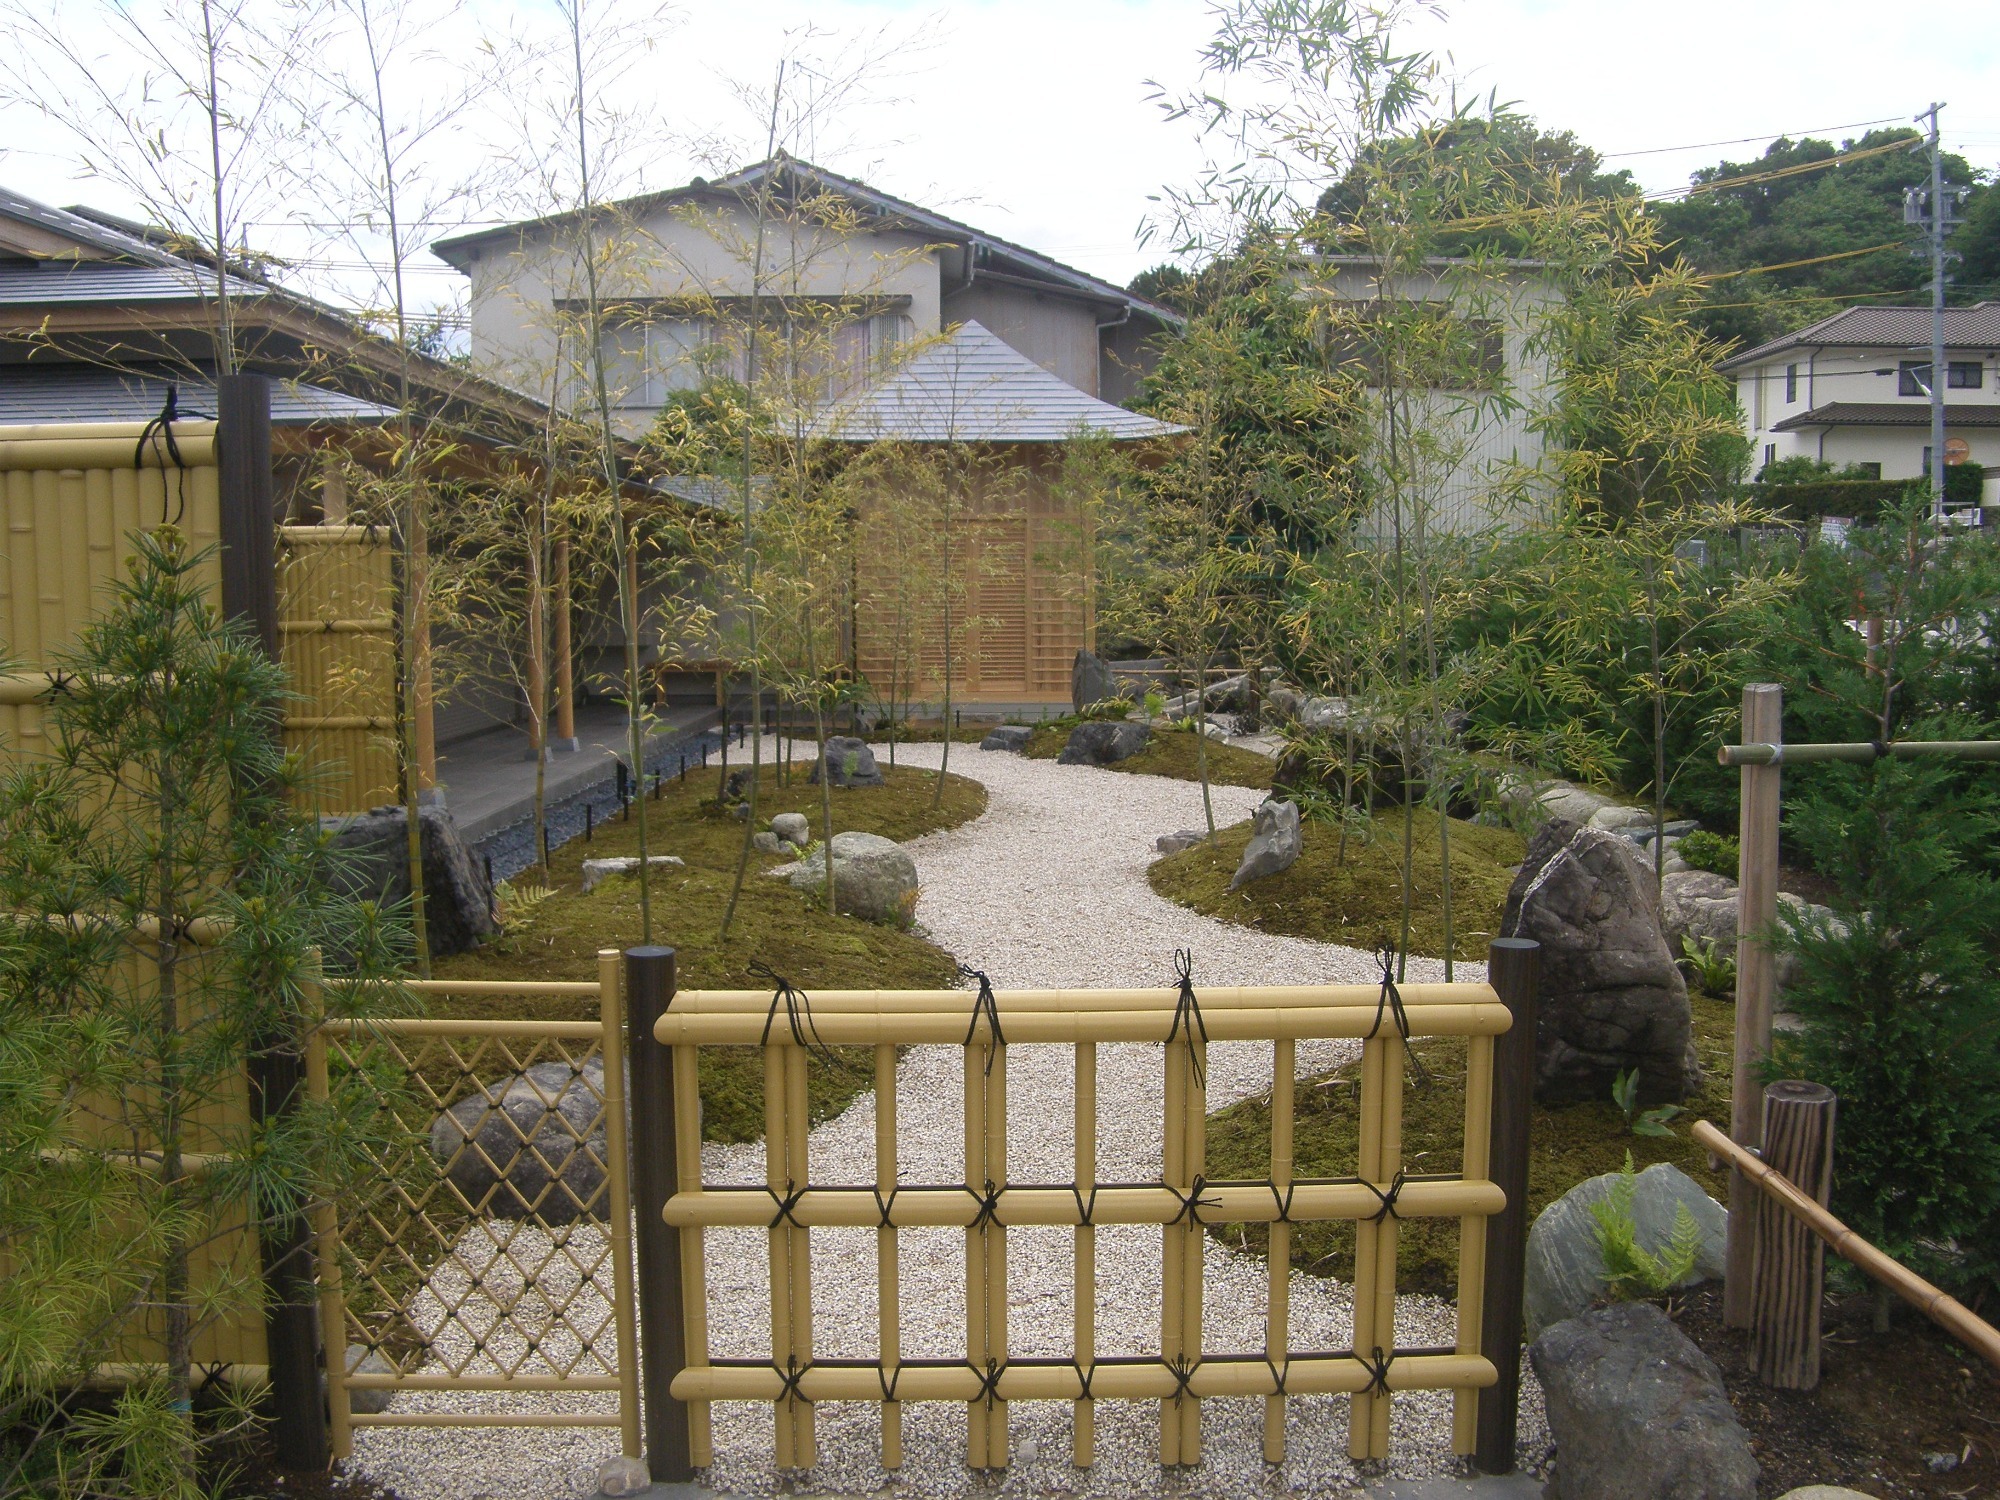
(1722, 303, 2000, 503)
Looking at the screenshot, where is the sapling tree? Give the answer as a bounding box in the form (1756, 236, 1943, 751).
(0, 530, 404, 1494)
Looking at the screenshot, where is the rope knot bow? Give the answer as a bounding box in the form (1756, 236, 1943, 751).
(1169, 949, 1208, 1090)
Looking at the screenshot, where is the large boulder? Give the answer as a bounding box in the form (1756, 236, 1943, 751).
(1072, 649, 1117, 712)
(1057, 720, 1151, 767)
(980, 725, 1034, 753)
(1263, 685, 1303, 727)
(1231, 799, 1302, 889)
(430, 1060, 607, 1223)
(1501, 819, 1701, 1105)
(323, 805, 498, 958)
(1660, 869, 1739, 960)
(1155, 829, 1208, 855)
(1531, 1302, 1758, 1500)
(1525, 1163, 1728, 1338)
(770, 811, 811, 846)
(809, 735, 885, 788)
(1533, 781, 1616, 825)
(783, 831, 920, 926)
(579, 854, 685, 894)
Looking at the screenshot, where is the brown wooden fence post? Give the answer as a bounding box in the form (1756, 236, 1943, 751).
(1475, 936, 1540, 1474)
(626, 946, 692, 1481)
(1752, 1081, 1836, 1389)
(220, 373, 327, 1471)
(1726, 682, 1783, 1327)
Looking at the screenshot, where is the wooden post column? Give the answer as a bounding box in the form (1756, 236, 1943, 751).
(1475, 937, 1540, 1475)
(1753, 1081, 1836, 1389)
(554, 537, 577, 748)
(1726, 683, 1783, 1327)
(626, 946, 692, 1481)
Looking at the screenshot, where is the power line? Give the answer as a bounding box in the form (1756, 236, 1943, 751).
(1601, 116, 1906, 160)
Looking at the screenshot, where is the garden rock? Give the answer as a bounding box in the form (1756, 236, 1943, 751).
(1501, 818, 1701, 1104)
(1533, 781, 1614, 824)
(1155, 829, 1207, 855)
(1057, 720, 1151, 766)
(323, 805, 498, 957)
(809, 735, 885, 788)
(784, 831, 920, 926)
(1231, 799, 1302, 889)
(1660, 870, 1738, 960)
(1778, 1490, 1877, 1499)
(1524, 1162, 1727, 1337)
(771, 811, 810, 846)
(753, 831, 785, 855)
(596, 1455, 651, 1497)
(1297, 695, 1349, 733)
(342, 1345, 396, 1415)
(1532, 1302, 1758, 1500)
(1264, 685, 1303, 726)
(429, 1060, 608, 1223)
(1072, 648, 1117, 711)
(1588, 804, 1653, 832)
(980, 725, 1034, 752)
(579, 854, 685, 894)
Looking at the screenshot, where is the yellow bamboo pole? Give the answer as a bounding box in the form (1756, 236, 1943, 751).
(964, 1040, 990, 1469)
(652, 1005, 1510, 1047)
(876, 1043, 902, 1468)
(597, 952, 642, 1459)
(1453, 1034, 1495, 1455)
(1264, 1037, 1295, 1463)
(986, 1042, 1009, 1467)
(786, 1043, 815, 1466)
(305, 1023, 353, 1460)
(1073, 1041, 1096, 1467)
(667, 983, 1496, 1013)
(1178, 1036, 1207, 1465)
(1364, 1030, 1406, 1460)
(1159, 1032, 1186, 1465)
(1348, 1034, 1386, 1461)
(764, 1045, 795, 1469)
(672, 1043, 713, 1466)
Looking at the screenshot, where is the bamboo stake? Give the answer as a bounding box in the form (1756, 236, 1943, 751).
(1727, 683, 1783, 1328)
(986, 1043, 1009, 1467)
(1751, 1081, 1835, 1390)
(1349, 1034, 1386, 1461)
(1365, 1030, 1405, 1460)
(1073, 1041, 1096, 1466)
(1694, 1120, 2000, 1372)
(305, 1025, 353, 1461)
(786, 1043, 815, 1466)
(666, 983, 1498, 1013)
(964, 1040, 990, 1469)
(672, 1043, 712, 1465)
(1264, 1038, 1294, 1463)
(764, 1045, 795, 1468)
(1159, 1028, 1187, 1465)
(1453, 1033, 1494, 1455)
(652, 1005, 1512, 1047)
(1178, 1036, 1207, 1465)
(597, 952, 642, 1459)
(876, 1044, 902, 1468)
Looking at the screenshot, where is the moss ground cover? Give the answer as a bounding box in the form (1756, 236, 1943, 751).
(1204, 990, 1736, 1298)
(1016, 721, 1274, 789)
(429, 763, 986, 1140)
(1149, 808, 1523, 962)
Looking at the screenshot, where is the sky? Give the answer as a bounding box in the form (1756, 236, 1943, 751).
(2, 0, 1996, 322)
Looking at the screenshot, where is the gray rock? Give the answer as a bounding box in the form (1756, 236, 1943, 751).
(430, 1060, 608, 1223)
(770, 811, 811, 846)
(1155, 829, 1208, 855)
(323, 805, 498, 957)
(1202, 674, 1251, 712)
(1534, 781, 1615, 824)
(579, 854, 685, 894)
(1057, 720, 1151, 766)
(342, 1345, 396, 1415)
(786, 830, 920, 926)
(1072, 648, 1117, 711)
(1263, 685, 1303, 726)
(1525, 1163, 1727, 1338)
(980, 725, 1034, 752)
(1660, 869, 1738, 962)
(1779, 1490, 1879, 1499)
(596, 1455, 652, 1497)
(1297, 694, 1350, 733)
(1632, 818, 1699, 845)
(1588, 804, 1654, 832)
(809, 735, 885, 788)
(753, 831, 784, 855)
(1501, 819, 1701, 1105)
(1231, 799, 1302, 889)
(1531, 1302, 1758, 1500)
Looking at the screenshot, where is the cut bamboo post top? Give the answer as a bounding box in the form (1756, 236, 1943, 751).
(1721, 739, 2000, 766)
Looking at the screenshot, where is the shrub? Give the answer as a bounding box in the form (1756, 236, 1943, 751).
(1676, 828, 1738, 877)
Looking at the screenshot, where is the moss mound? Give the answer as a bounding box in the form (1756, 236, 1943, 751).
(1204, 990, 1736, 1298)
(431, 762, 986, 1140)
(1016, 721, 1272, 789)
(1150, 808, 1522, 962)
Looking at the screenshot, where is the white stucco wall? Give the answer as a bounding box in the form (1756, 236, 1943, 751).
(1737, 347, 1998, 482)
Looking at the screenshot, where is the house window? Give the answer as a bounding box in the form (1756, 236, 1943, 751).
(1764, 442, 1776, 469)
(599, 316, 717, 407)
(1785, 363, 1798, 403)
(1949, 361, 1984, 389)
(596, 308, 912, 409)
(1854, 461, 1882, 480)
(1899, 360, 1933, 397)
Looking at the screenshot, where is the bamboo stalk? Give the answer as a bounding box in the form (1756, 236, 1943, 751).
(1178, 1036, 1207, 1465)
(786, 1043, 815, 1466)
(964, 1040, 989, 1469)
(1073, 1041, 1096, 1467)
(305, 1025, 353, 1460)
(1693, 1121, 2000, 1372)
(666, 983, 1497, 1013)
(1453, 1033, 1494, 1455)
(986, 1043, 1009, 1467)
(876, 1043, 902, 1468)
(1264, 1038, 1294, 1463)
(348, 1412, 628, 1428)
(673, 1043, 712, 1466)
(1159, 1030, 1187, 1465)
(1365, 1030, 1405, 1460)
(342, 1374, 626, 1391)
(652, 1005, 1512, 1047)
(1349, 1034, 1386, 1461)
(1720, 738, 2000, 766)
(598, 951, 642, 1460)
(765, 1045, 795, 1469)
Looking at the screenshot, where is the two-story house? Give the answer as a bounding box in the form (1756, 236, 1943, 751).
(1723, 303, 2000, 504)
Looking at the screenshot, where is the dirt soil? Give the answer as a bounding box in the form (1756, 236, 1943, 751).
(1675, 1282, 2000, 1498)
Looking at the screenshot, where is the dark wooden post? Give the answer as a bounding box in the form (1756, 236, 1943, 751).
(1475, 936, 1540, 1475)
(220, 374, 327, 1470)
(627, 946, 692, 1481)
(1726, 682, 1783, 1327)
(1752, 1080, 1836, 1389)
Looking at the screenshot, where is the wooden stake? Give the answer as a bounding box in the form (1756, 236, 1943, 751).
(1073, 1042, 1096, 1467)
(1263, 1038, 1294, 1463)
(1752, 1081, 1836, 1389)
(305, 1023, 353, 1461)
(598, 951, 641, 1460)
(1727, 683, 1783, 1328)
(876, 1044, 902, 1467)
(553, 536, 576, 744)
(625, 947, 691, 1481)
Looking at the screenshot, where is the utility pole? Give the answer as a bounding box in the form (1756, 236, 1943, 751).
(1907, 104, 1966, 521)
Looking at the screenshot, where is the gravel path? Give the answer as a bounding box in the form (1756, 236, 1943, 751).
(349, 740, 1544, 1499)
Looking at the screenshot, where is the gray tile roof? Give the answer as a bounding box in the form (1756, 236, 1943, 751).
(652, 474, 771, 512)
(0, 185, 182, 266)
(1721, 302, 2000, 370)
(1770, 401, 2000, 432)
(816, 321, 1186, 443)
(0, 363, 396, 426)
(0, 259, 267, 306)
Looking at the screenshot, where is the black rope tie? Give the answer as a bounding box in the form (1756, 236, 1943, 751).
(1369, 946, 1432, 1089)
(751, 961, 847, 1073)
(1165, 1352, 1200, 1405)
(1363, 1169, 1408, 1224)
(877, 1362, 902, 1404)
(959, 965, 1004, 1073)
(1072, 1358, 1096, 1401)
(135, 383, 187, 527)
(971, 1358, 1006, 1410)
(1267, 1179, 1297, 1225)
(40, 669, 76, 701)
(1069, 1182, 1100, 1227)
(1362, 1346, 1394, 1397)
(766, 1180, 808, 1230)
(872, 1185, 898, 1230)
(1264, 1355, 1289, 1397)
(1169, 949, 1208, 1090)
(967, 1177, 1004, 1231)
(1168, 1173, 1220, 1227)
(1870, 740, 1892, 764)
(774, 1355, 812, 1407)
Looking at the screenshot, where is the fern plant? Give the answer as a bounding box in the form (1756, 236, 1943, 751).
(1589, 1153, 1706, 1301)
(1677, 932, 1736, 995)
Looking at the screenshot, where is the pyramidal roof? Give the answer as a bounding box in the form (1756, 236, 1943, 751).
(819, 321, 1186, 443)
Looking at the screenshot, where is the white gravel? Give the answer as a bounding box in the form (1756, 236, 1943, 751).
(348, 739, 1545, 1499)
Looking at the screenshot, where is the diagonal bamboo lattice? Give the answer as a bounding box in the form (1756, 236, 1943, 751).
(307, 954, 639, 1456)
(648, 963, 1520, 1470)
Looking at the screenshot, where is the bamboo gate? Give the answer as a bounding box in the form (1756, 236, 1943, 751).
(621, 940, 1541, 1479)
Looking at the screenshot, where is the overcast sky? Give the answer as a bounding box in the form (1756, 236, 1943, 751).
(2, 0, 1995, 318)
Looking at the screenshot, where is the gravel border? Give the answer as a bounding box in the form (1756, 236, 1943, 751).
(349, 741, 1547, 1498)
